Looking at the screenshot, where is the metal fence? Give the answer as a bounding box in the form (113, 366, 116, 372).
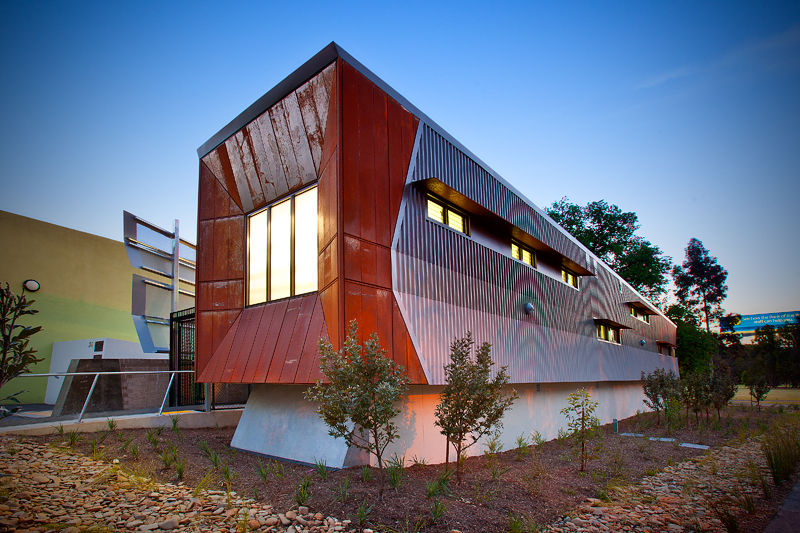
(169, 308, 251, 409)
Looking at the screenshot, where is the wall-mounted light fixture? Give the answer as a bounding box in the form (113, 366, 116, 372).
(524, 302, 534, 315)
(23, 279, 40, 292)
(639, 339, 646, 346)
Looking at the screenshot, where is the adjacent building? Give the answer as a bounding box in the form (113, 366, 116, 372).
(195, 43, 678, 466)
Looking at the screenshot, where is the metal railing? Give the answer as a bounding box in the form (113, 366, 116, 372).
(15, 370, 194, 423)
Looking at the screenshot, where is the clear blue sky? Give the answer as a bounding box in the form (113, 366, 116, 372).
(1, 1, 798, 316)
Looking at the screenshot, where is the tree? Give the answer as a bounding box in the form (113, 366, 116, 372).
(672, 239, 728, 334)
(434, 333, 517, 484)
(304, 320, 410, 501)
(545, 198, 672, 301)
(641, 368, 679, 427)
(560, 388, 600, 472)
(710, 370, 736, 420)
(666, 304, 716, 375)
(1, 283, 43, 418)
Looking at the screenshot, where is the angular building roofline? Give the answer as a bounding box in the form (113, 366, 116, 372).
(197, 42, 673, 326)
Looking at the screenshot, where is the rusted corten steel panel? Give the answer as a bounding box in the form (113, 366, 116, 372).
(200, 64, 335, 212)
(197, 293, 330, 384)
(195, 160, 245, 378)
(337, 61, 426, 383)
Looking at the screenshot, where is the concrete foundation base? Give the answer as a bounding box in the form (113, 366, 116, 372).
(231, 381, 647, 467)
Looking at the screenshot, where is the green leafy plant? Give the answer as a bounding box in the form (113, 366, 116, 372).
(484, 433, 504, 457)
(176, 456, 186, 480)
(313, 457, 329, 480)
(530, 430, 545, 446)
(332, 475, 350, 503)
(434, 332, 517, 483)
(106, 418, 117, 432)
(193, 469, 218, 497)
(641, 368, 679, 427)
(145, 428, 159, 448)
(411, 455, 427, 466)
(130, 443, 139, 460)
(762, 425, 800, 485)
(295, 474, 313, 506)
(66, 429, 80, 447)
(361, 465, 374, 482)
(489, 461, 511, 481)
(386, 454, 405, 490)
(356, 500, 373, 528)
(429, 499, 447, 524)
(305, 320, 410, 501)
(170, 415, 183, 442)
(270, 459, 285, 479)
(0, 283, 44, 418)
(515, 433, 531, 460)
(560, 387, 600, 472)
(158, 448, 176, 469)
(507, 513, 542, 533)
(256, 458, 270, 483)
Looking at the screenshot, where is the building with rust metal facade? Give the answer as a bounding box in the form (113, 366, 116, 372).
(195, 43, 678, 466)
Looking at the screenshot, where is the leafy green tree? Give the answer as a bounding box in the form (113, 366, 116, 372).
(545, 198, 672, 301)
(748, 375, 771, 412)
(434, 333, 517, 484)
(710, 370, 736, 420)
(641, 368, 678, 427)
(560, 388, 600, 472)
(305, 320, 410, 501)
(672, 238, 728, 334)
(666, 304, 716, 375)
(1, 283, 44, 418)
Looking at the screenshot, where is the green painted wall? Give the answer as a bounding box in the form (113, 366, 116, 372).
(0, 210, 144, 404)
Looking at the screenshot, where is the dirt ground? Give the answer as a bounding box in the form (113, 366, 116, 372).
(29, 404, 800, 532)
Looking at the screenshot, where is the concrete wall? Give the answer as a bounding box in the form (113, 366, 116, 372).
(231, 381, 647, 467)
(0, 210, 157, 404)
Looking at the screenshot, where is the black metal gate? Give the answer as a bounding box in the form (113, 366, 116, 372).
(169, 307, 252, 409)
(169, 307, 202, 407)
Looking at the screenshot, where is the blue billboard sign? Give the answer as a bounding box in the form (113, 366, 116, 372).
(731, 311, 799, 335)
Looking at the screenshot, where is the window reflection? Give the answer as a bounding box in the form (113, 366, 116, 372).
(247, 185, 318, 305)
(248, 210, 268, 304)
(270, 199, 291, 300)
(294, 187, 318, 294)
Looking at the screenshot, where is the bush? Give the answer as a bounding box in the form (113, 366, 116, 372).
(641, 368, 679, 427)
(305, 320, 409, 501)
(1, 283, 43, 417)
(762, 425, 800, 485)
(560, 388, 600, 472)
(434, 332, 517, 484)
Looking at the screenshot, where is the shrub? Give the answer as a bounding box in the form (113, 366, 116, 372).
(762, 425, 800, 485)
(641, 368, 678, 426)
(305, 320, 409, 501)
(560, 387, 599, 472)
(434, 332, 517, 483)
(0, 283, 44, 418)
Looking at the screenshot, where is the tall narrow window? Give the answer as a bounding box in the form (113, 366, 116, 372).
(427, 196, 469, 235)
(511, 241, 535, 267)
(247, 185, 318, 305)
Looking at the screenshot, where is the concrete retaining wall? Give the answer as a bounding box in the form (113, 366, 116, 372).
(231, 381, 647, 467)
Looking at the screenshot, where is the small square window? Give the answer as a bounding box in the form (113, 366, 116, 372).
(427, 196, 469, 236)
(562, 268, 578, 288)
(597, 323, 620, 343)
(511, 241, 536, 267)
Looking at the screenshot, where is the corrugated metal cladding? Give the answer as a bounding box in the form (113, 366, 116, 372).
(393, 123, 677, 385)
(411, 124, 593, 272)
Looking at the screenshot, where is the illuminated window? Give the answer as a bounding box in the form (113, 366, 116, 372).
(562, 268, 578, 288)
(427, 196, 468, 235)
(630, 306, 651, 324)
(248, 186, 318, 305)
(597, 323, 620, 344)
(511, 241, 535, 267)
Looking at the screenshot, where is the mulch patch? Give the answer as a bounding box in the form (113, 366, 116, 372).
(29, 404, 800, 532)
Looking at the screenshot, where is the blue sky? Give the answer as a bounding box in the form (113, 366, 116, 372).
(1, 1, 798, 315)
